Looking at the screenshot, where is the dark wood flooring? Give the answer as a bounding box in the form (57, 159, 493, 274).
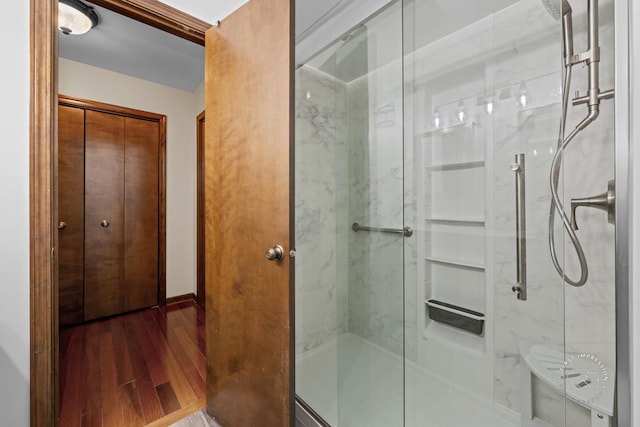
(59, 301, 206, 426)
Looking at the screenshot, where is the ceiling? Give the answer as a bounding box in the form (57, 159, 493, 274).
(59, 2, 205, 92)
(158, 0, 247, 24)
(59, 0, 331, 93)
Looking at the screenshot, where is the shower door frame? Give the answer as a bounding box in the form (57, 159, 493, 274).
(614, 0, 633, 425)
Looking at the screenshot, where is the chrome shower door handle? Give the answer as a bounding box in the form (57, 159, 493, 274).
(511, 154, 527, 301)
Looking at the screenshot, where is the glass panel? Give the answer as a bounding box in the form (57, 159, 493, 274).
(403, 0, 573, 426)
(295, 26, 343, 426)
(294, 2, 405, 426)
(295, 0, 617, 425)
(337, 3, 404, 426)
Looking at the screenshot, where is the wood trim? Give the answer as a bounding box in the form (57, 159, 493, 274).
(32, 1, 206, 425)
(196, 111, 205, 307)
(158, 115, 167, 306)
(166, 292, 197, 305)
(89, 0, 211, 46)
(59, 95, 165, 121)
(31, 0, 59, 424)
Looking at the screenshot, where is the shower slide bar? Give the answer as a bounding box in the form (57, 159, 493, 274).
(351, 222, 413, 237)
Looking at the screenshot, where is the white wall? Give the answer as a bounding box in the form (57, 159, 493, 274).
(59, 58, 204, 298)
(0, 0, 30, 425)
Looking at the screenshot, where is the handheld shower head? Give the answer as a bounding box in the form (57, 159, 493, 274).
(541, 0, 572, 20)
(541, 0, 574, 60)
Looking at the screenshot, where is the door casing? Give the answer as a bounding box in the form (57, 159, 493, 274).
(196, 110, 205, 307)
(30, 1, 208, 424)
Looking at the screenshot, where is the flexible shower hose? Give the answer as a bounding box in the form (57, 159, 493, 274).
(548, 66, 594, 287)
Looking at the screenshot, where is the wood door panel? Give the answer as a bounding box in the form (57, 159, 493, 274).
(58, 105, 86, 326)
(84, 110, 125, 321)
(124, 117, 159, 311)
(204, 0, 293, 425)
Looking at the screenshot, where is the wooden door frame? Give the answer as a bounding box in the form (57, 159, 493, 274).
(196, 111, 205, 306)
(30, 1, 209, 425)
(59, 94, 168, 308)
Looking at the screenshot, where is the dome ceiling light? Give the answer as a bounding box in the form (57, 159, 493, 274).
(58, 0, 99, 36)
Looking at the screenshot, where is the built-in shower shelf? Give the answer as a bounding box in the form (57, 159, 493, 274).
(426, 300, 485, 335)
(424, 256, 485, 270)
(425, 160, 485, 172)
(425, 216, 485, 225)
(416, 121, 476, 138)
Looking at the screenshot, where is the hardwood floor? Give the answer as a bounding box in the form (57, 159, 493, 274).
(60, 301, 206, 426)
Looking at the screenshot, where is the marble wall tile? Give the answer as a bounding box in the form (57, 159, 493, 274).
(295, 66, 349, 356)
(490, 0, 616, 422)
(347, 60, 406, 357)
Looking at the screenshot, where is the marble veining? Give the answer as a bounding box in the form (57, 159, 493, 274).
(295, 65, 348, 356)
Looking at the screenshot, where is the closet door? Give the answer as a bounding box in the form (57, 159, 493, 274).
(58, 105, 85, 326)
(124, 117, 159, 311)
(84, 110, 125, 321)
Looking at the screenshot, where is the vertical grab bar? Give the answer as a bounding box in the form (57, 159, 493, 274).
(511, 154, 527, 300)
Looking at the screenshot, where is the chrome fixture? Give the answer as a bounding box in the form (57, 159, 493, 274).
(545, 0, 615, 287)
(58, 0, 99, 36)
(351, 223, 413, 238)
(511, 154, 527, 300)
(266, 245, 284, 261)
(571, 179, 615, 230)
(542, 0, 574, 64)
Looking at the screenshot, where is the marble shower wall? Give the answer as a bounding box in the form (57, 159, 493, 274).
(295, 65, 349, 356)
(401, 0, 616, 424)
(491, 1, 616, 424)
(346, 61, 406, 356)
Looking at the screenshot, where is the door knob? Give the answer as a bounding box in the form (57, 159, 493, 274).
(265, 245, 284, 261)
(58, 221, 67, 230)
(101, 220, 110, 228)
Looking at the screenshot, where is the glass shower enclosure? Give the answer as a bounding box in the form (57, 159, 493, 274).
(294, 0, 617, 426)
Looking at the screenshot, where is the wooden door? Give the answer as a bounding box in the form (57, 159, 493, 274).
(204, 0, 293, 425)
(124, 117, 160, 311)
(84, 110, 125, 321)
(58, 105, 85, 326)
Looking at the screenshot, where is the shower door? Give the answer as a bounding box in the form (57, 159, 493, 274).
(403, 0, 616, 426)
(295, 2, 406, 426)
(295, 0, 617, 426)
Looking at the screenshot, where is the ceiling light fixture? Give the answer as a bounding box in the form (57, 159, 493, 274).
(58, 0, 99, 36)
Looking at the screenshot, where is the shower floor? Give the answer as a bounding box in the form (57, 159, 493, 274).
(296, 333, 519, 427)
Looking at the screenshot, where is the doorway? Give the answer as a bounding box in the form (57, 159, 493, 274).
(30, 0, 210, 424)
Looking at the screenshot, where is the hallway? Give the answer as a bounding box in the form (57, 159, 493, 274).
(59, 301, 205, 426)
